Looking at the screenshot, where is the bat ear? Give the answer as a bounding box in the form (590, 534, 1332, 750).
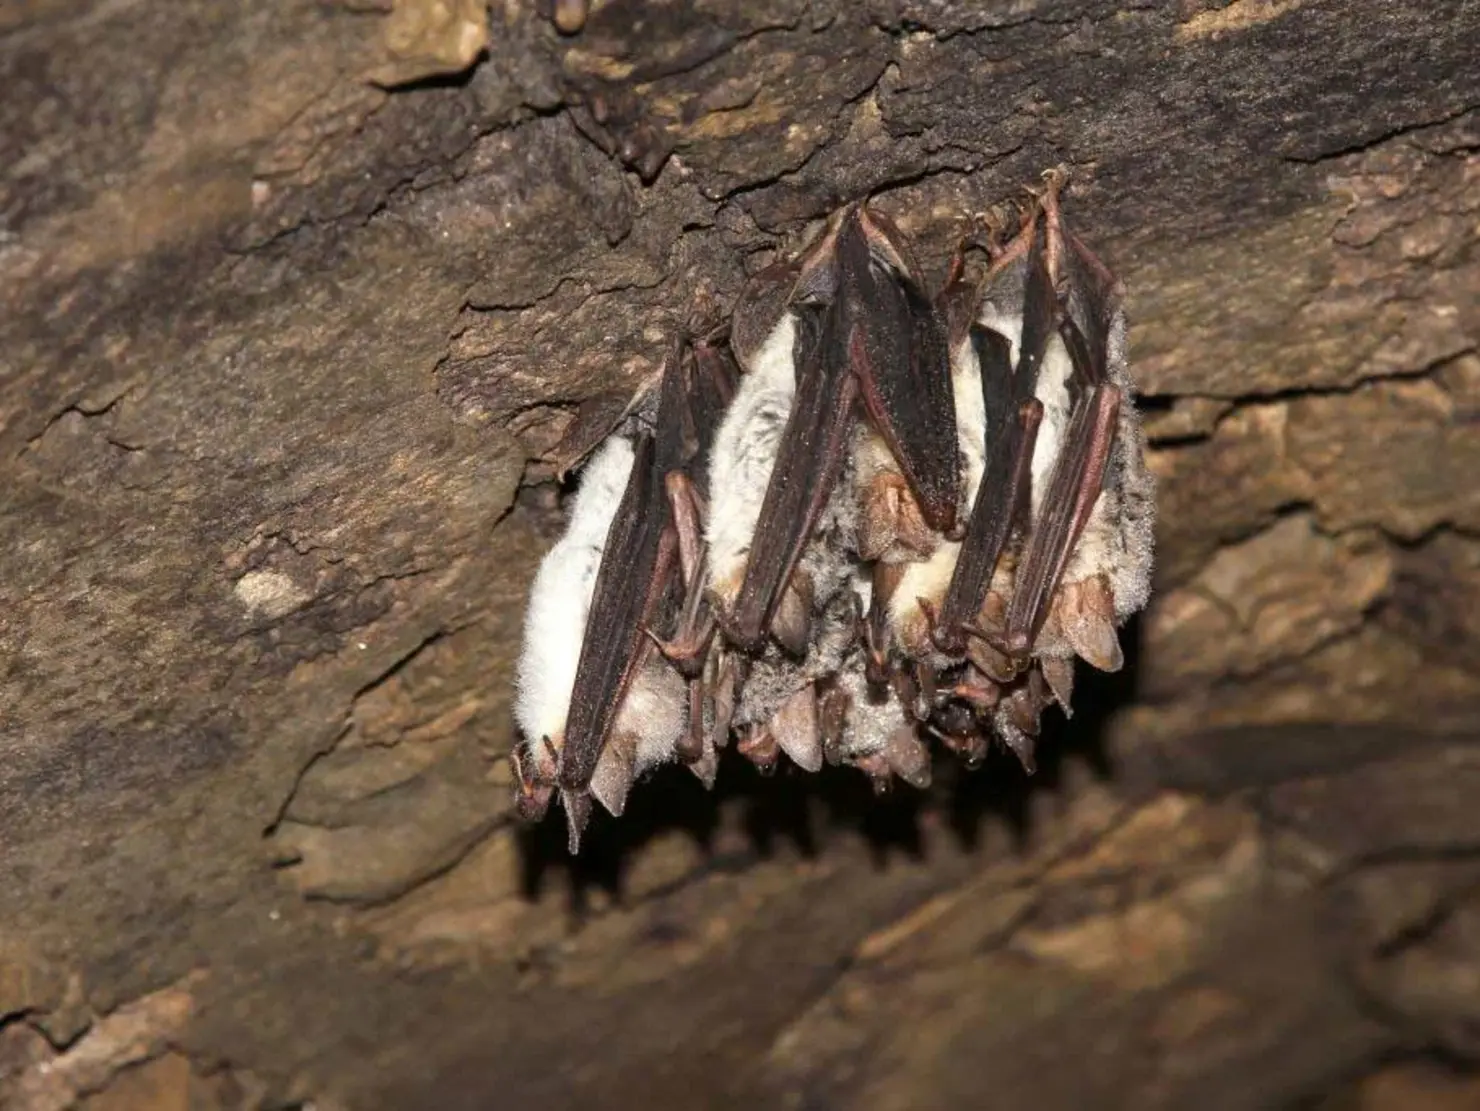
(790, 209, 848, 307)
(730, 260, 800, 373)
(854, 203, 925, 287)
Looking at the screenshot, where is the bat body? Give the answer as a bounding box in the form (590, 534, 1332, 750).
(706, 312, 797, 615)
(918, 173, 1155, 771)
(882, 327, 991, 661)
(712, 205, 959, 655)
(511, 172, 1156, 851)
(980, 179, 1155, 674)
(585, 657, 690, 818)
(512, 433, 641, 822)
(513, 327, 738, 850)
(824, 663, 933, 791)
(514, 433, 636, 750)
(731, 565, 858, 774)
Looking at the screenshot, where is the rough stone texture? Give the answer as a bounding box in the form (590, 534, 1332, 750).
(2, 0, 1478, 1107)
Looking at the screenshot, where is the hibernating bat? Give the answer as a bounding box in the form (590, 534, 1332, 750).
(706, 203, 960, 658)
(937, 170, 1154, 674)
(512, 169, 1157, 847)
(512, 325, 737, 851)
(905, 170, 1156, 769)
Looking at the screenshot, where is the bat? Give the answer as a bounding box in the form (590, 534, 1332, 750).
(729, 570, 861, 776)
(512, 325, 738, 851)
(511, 172, 1155, 850)
(938, 170, 1154, 679)
(513, 432, 638, 829)
(818, 578, 934, 793)
(888, 170, 1152, 781)
(708, 203, 959, 655)
(823, 664, 934, 793)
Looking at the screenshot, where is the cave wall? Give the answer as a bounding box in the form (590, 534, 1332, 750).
(2, 1, 1478, 1107)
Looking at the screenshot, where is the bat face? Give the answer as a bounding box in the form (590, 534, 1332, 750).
(512, 171, 1156, 850)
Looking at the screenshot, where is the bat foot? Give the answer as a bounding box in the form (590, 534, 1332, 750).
(1023, 165, 1069, 215)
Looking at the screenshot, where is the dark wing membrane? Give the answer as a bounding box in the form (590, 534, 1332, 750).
(975, 325, 1016, 439)
(1001, 383, 1119, 654)
(936, 329, 1041, 642)
(837, 214, 959, 534)
(1057, 225, 1121, 389)
(654, 338, 698, 477)
(728, 307, 858, 651)
(1012, 221, 1057, 404)
(559, 433, 676, 790)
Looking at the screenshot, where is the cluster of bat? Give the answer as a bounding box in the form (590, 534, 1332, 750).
(513, 171, 1156, 853)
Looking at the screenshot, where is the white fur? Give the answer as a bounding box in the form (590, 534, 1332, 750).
(706, 316, 797, 601)
(834, 664, 908, 760)
(952, 335, 989, 508)
(622, 661, 690, 775)
(734, 589, 857, 729)
(513, 435, 636, 745)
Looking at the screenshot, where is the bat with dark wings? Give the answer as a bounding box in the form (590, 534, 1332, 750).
(512, 321, 738, 852)
(510, 169, 1155, 851)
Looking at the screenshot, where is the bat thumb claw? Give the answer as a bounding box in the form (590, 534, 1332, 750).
(561, 789, 593, 854)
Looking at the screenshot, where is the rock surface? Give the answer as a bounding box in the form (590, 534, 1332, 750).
(2, 0, 1478, 1106)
